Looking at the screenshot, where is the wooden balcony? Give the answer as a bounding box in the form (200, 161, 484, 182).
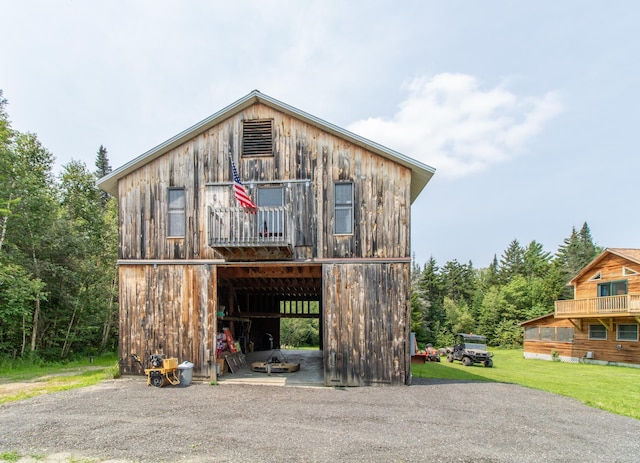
(555, 294, 640, 318)
(209, 206, 293, 261)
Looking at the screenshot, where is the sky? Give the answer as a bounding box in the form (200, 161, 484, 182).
(2, 1, 639, 268)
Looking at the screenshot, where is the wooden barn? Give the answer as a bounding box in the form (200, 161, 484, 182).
(521, 248, 640, 366)
(97, 90, 435, 386)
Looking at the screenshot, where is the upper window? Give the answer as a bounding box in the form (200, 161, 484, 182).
(334, 183, 353, 235)
(617, 324, 638, 342)
(257, 186, 284, 235)
(598, 280, 628, 297)
(242, 119, 273, 156)
(167, 188, 186, 237)
(589, 272, 602, 281)
(623, 267, 639, 276)
(588, 324, 607, 340)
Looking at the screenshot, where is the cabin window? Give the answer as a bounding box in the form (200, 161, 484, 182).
(524, 327, 539, 340)
(617, 324, 638, 342)
(598, 280, 627, 297)
(242, 119, 273, 156)
(524, 326, 574, 342)
(257, 186, 283, 235)
(588, 324, 607, 340)
(334, 182, 353, 235)
(623, 267, 638, 276)
(540, 327, 555, 341)
(167, 188, 186, 237)
(589, 272, 601, 281)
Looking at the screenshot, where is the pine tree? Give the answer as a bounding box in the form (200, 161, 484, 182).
(411, 256, 444, 345)
(554, 222, 600, 299)
(523, 240, 552, 279)
(95, 145, 112, 207)
(498, 239, 525, 284)
(440, 259, 476, 308)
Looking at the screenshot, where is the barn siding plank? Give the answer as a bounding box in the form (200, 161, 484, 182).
(323, 262, 410, 386)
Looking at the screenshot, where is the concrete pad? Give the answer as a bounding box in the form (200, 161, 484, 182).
(217, 349, 324, 386)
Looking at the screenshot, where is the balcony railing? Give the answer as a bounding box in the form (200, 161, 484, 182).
(555, 294, 640, 317)
(209, 206, 290, 247)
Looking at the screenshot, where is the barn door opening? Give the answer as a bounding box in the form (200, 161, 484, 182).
(215, 263, 324, 381)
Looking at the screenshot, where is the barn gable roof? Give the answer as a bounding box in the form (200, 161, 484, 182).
(97, 90, 436, 202)
(569, 248, 640, 285)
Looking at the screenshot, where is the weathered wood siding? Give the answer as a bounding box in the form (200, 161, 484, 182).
(321, 145, 412, 259)
(115, 100, 417, 384)
(117, 103, 411, 261)
(119, 264, 215, 377)
(573, 254, 640, 299)
(323, 262, 410, 386)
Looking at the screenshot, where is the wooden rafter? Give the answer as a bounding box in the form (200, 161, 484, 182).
(597, 318, 614, 332)
(568, 319, 582, 331)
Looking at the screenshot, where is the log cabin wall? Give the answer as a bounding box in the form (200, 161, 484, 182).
(572, 316, 639, 363)
(573, 254, 640, 299)
(119, 264, 215, 377)
(323, 262, 410, 386)
(523, 315, 640, 364)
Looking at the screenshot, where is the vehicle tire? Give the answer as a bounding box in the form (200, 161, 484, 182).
(447, 354, 454, 363)
(484, 359, 493, 368)
(462, 356, 472, 367)
(150, 373, 164, 387)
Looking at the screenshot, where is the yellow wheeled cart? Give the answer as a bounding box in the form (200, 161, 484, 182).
(131, 354, 181, 387)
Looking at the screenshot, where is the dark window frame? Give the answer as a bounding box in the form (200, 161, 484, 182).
(598, 280, 628, 297)
(334, 182, 354, 235)
(167, 187, 186, 238)
(616, 324, 638, 342)
(588, 324, 607, 341)
(257, 186, 284, 235)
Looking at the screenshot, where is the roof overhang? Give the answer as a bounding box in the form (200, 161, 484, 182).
(97, 90, 435, 203)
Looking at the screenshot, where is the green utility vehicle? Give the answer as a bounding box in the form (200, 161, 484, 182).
(446, 333, 494, 367)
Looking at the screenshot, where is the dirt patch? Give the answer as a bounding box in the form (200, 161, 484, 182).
(1, 376, 640, 463)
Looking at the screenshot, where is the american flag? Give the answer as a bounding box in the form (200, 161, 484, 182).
(231, 159, 257, 212)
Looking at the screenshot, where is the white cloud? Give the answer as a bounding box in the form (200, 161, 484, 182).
(348, 73, 564, 179)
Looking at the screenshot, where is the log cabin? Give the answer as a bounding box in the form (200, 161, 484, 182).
(521, 248, 640, 367)
(97, 90, 435, 386)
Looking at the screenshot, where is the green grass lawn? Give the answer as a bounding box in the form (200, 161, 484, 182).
(412, 349, 640, 420)
(0, 353, 119, 404)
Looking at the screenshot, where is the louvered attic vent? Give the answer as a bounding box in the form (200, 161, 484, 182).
(242, 119, 273, 156)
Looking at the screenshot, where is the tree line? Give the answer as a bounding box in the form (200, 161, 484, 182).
(410, 223, 600, 349)
(0, 90, 118, 361)
(0, 88, 603, 360)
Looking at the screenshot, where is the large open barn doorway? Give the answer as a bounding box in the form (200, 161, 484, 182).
(215, 263, 323, 384)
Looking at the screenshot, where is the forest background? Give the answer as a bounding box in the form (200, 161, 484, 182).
(0, 90, 600, 361)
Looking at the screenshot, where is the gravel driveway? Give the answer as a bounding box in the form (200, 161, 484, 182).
(1, 377, 639, 463)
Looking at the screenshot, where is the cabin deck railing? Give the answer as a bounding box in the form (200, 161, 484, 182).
(209, 206, 290, 246)
(555, 294, 640, 316)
